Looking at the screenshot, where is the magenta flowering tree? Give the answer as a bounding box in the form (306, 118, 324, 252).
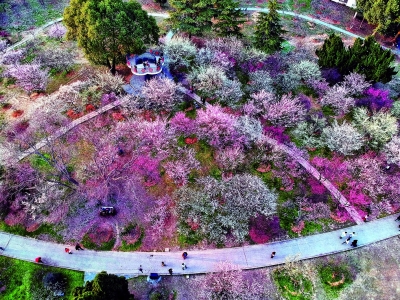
(131, 155, 161, 186)
(5, 63, 49, 93)
(141, 77, 181, 111)
(168, 112, 196, 136)
(163, 148, 200, 185)
(195, 105, 241, 148)
(215, 146, 246, 171)
(356, 87, 393, 111)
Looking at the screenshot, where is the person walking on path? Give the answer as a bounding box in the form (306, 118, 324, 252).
(182, 252, 188, 259)
(139, 265, 143, 273)
(340, 231, 347, 239)
(351, 240, 358, 247)
(342, 237, 351, 244)
(64, 248, 72, 254)
(182, 263, 186, 270)
(363, 215, 368, 222)
(271, 252, 276, 258)
(168, 268, 173, 275)
(161, 261, 166, 267)
(35, 257, 43, 263)
(396, 215, 400, 221)
(349, 232, 356, 238)
(0, 246, 4, 251)
(75, 243, 84, 251)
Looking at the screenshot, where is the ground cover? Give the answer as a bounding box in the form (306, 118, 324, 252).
(0, 255, 83, 299)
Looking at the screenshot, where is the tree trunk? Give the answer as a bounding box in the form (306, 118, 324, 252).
(111, 57, 116, 75)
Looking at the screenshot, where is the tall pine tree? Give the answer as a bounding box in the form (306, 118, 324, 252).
(212, 0, 246, 37)
(315, 33, 348, 73)
(168, 0, 215, 38)
(253, 0, 286, 54)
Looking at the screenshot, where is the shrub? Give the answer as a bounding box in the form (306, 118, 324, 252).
(187, 66, 227, 97)
(247, 70, 274, 94)
(47, 23, 67, 39)
(234, 115, 263, 146)
(318, 261, 354, 298)
(215, 79, 243, 107)
(342, 72, 371, 96)
(92, 72, 124, 94)
(391, 101, 400, 117)
(1, 49, 24, 65)
(320, 85, 354, 115)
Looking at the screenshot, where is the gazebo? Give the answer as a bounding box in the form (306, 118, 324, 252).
(126, 50, 164, 76)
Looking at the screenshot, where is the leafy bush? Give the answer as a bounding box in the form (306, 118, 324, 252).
(318, 262, 354, 298)
(321, 121, 364, 155)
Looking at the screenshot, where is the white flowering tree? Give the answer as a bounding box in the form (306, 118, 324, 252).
(163, 36, 197, 70)
(215, 79, 243, 107)
(321, 121, 364, 155)
(36, 48, 75, 72)
(247, 70, 274, 94)
(353, 107, 398, 149)
(141, 77, 181, 111)
(187, 65, 227, 98)
(291, 116, 327, 148)
(281, 60, 322, 92)
(234, 115, 263, 146)
(383, 137, 400, 166)
(342, 72, 371, 96)
(320, 85, 354, 115)
(175, 174, 277, 244)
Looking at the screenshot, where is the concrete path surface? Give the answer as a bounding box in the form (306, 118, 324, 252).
(1, 215, 399, 276)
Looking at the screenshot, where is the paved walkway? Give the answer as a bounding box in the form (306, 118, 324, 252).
(0, 215, 399, 276)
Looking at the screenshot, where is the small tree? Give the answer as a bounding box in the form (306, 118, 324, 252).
(5, 63, 49, 93)
(253, 0, 286, 53)
(141, 77, 181, 111)
(315, 34, 347, 71)
(212, 0, 246, 37)
(71, 271, 132, 300)
(321, 121, 364, 155)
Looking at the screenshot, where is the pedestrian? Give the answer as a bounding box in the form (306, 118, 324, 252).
(161, 261, 166, 267)
(0, 247, 4, 251)
(139, 265, 143, 273)
(75, 243, 84, 251)
(349, 232, 356, 238)
(340, 231, 347, 239)
(35, 257, 43, 263)
(271, 251, 276, 258)
(182, 252, 188, 259)
(182, 263, 186, 270)
(363, 215, 368, 222)
(395, 215, 400, 221)
(351, 240, 358, 247)
(342, 237, 351, 244)
(65, 248, 72, 254)
(168, 268, 173, 275)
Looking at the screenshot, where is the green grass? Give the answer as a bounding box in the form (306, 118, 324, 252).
(119, 224, 144, 251)
(273, 268, 313, 300)
(0, 221, 64, 243)
(318, 262, 353, 298)
(30, 153, 54, 173)
(301, 221, 323, 235)
(287, 0, 313, 13)
(81, 234, 115, 251)
(281, 41, 296, 54)
(0, 256, 83, 299)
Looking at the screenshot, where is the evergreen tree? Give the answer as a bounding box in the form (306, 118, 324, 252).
(168, 0, 215, 37)
(357, 0, 400, 35)
(316, 34, 396, 83)
(253, 0, 286, 54)
(63, 0, 159, 75)
(72, 271, 132, 300)
(346, 36, 396, 83)
(315, 33, 348, 73)
(212, 0, 246, 37)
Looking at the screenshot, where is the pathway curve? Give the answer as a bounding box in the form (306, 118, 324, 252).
(0, 215, 398, 276)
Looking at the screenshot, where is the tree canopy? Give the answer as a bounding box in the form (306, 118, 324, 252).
(63, 0, 159, 74)
(253, 0, 286, 53)
(316, 34, 396, 83)
(357, 0, 400, 35)
(71, 271, 132, 300)
(168, 0, 245, 37)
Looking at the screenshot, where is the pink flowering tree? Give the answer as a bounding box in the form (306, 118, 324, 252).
(195, 105, 241, 148)
(47, 23, 67, 39)
(320, 85, 354, 115)
(192, 261, 267, 299)
(168, 112, 196, 136)
(163, 148, 200, 185)
(263, 93, 307, 127)
(343, 72, 371, 96)
(4, 63, 49, 93)
(141, 77, 181, 111)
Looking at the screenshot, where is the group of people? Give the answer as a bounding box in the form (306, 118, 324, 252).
(340, 231, 358, 247)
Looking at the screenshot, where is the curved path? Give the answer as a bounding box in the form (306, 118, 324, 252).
(0, 215, 399, 276)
